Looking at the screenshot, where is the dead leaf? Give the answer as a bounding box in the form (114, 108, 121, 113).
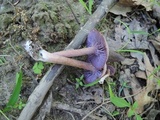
(133, 0, 153, 11)
(78, 87, 103, 104)
(149, 35, 160, 54)
(129, 19, 149, 49)
(135, 71, 147, 80)
(144, 53, 156, 91)
(118, 0, 153, 11)
(131, 52, 145, 71)
(114, 19, 149, 50)
(148, 43, 160, 66)
(132, 53, 157, 114)
(119, 0, 135, 7)
(110, 3, 132, 16)
(153, 4, 160, 19)
(134, 88, 156, 113)
(146, 109, 160, 120)
(121, 58, 135, 65)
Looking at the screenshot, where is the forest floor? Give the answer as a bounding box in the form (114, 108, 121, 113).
(0, 0, 160, 120)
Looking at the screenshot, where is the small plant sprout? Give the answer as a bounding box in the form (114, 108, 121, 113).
(75, 75, 84, 89)
(13, 99, 26, 110)
(0, 56, 7, 66)
(24, 30, 115, 83)
(32, 62, 44, 74)
(74, 75, 100, 88)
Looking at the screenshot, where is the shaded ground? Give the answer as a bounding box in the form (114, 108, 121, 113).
(0, 0, 160, 120)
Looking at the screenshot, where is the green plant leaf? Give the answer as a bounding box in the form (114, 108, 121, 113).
(88, 0, 93, 14)
(132, 101, 138, 110)
(127, 109, 135, 117)
(3, 70, 23, 112)
(18, 101, 26, 110)
(135, 114, 143, 120)
(34, 68, 42, 74)
(33, 62, 38, 70)
(33, 62, 44, 74)
(38, 62, 44, 69)
(112, 111, 120, 116)
(76, 84, 79, 89)
(110, 97, 130, 108)
(108, 84, 115, 98)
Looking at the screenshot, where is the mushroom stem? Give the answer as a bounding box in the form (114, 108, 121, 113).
(39, 50, 96, 71)
(52, 47, 96, 57)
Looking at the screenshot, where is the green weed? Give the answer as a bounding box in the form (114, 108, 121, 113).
(32, 62, 44, 74)
(118, 80, 132, 96)
(79, 0, 93, 14)
(108, 84, 143, 120)
(13, 99, 26, 110)
(75, 75, 84, 89)
(3, 69, 23, 112)
(0, 57, 7, 66)
(74, 75, 99, 89)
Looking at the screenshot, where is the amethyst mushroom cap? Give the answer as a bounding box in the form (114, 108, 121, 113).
(84, 30, 109, 83)
(86, 29, 109, 70)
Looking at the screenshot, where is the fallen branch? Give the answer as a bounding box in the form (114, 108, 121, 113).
(18, 0, 117, 119)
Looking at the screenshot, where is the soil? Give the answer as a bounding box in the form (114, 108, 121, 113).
(0, 0, 160, 120)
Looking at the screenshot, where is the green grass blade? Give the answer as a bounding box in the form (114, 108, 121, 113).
(3, 70, 23, 112)
(79, 0, 89, 13)
(88, 0, 93, 14)
(84, 79, 99, 88)
(0, 110, 10, 120)
(117, 49, 144, 54)
(130, 30, 149, 35)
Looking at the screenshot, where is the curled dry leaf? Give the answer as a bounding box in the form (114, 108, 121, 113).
(121, 58, 135, 65)
(153, 4, 160, 19)
(148, 43, 160, 67)
(134, 88, 156, 114)
(132, 53, 157, 114)
(149, 35, 160, 54)
(119, 0, 135, 7)
(135, 71, 147, 80)
(119, 0, 153, 11)
(133, 0, 153, 11)
(110, 2, 132, 16)
(131, 52, 145, 71)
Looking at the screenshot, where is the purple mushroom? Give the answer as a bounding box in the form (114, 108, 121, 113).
(24, 30, 110, 83)
(53, 30, 109, 70)
(51, 30, 109, 83)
